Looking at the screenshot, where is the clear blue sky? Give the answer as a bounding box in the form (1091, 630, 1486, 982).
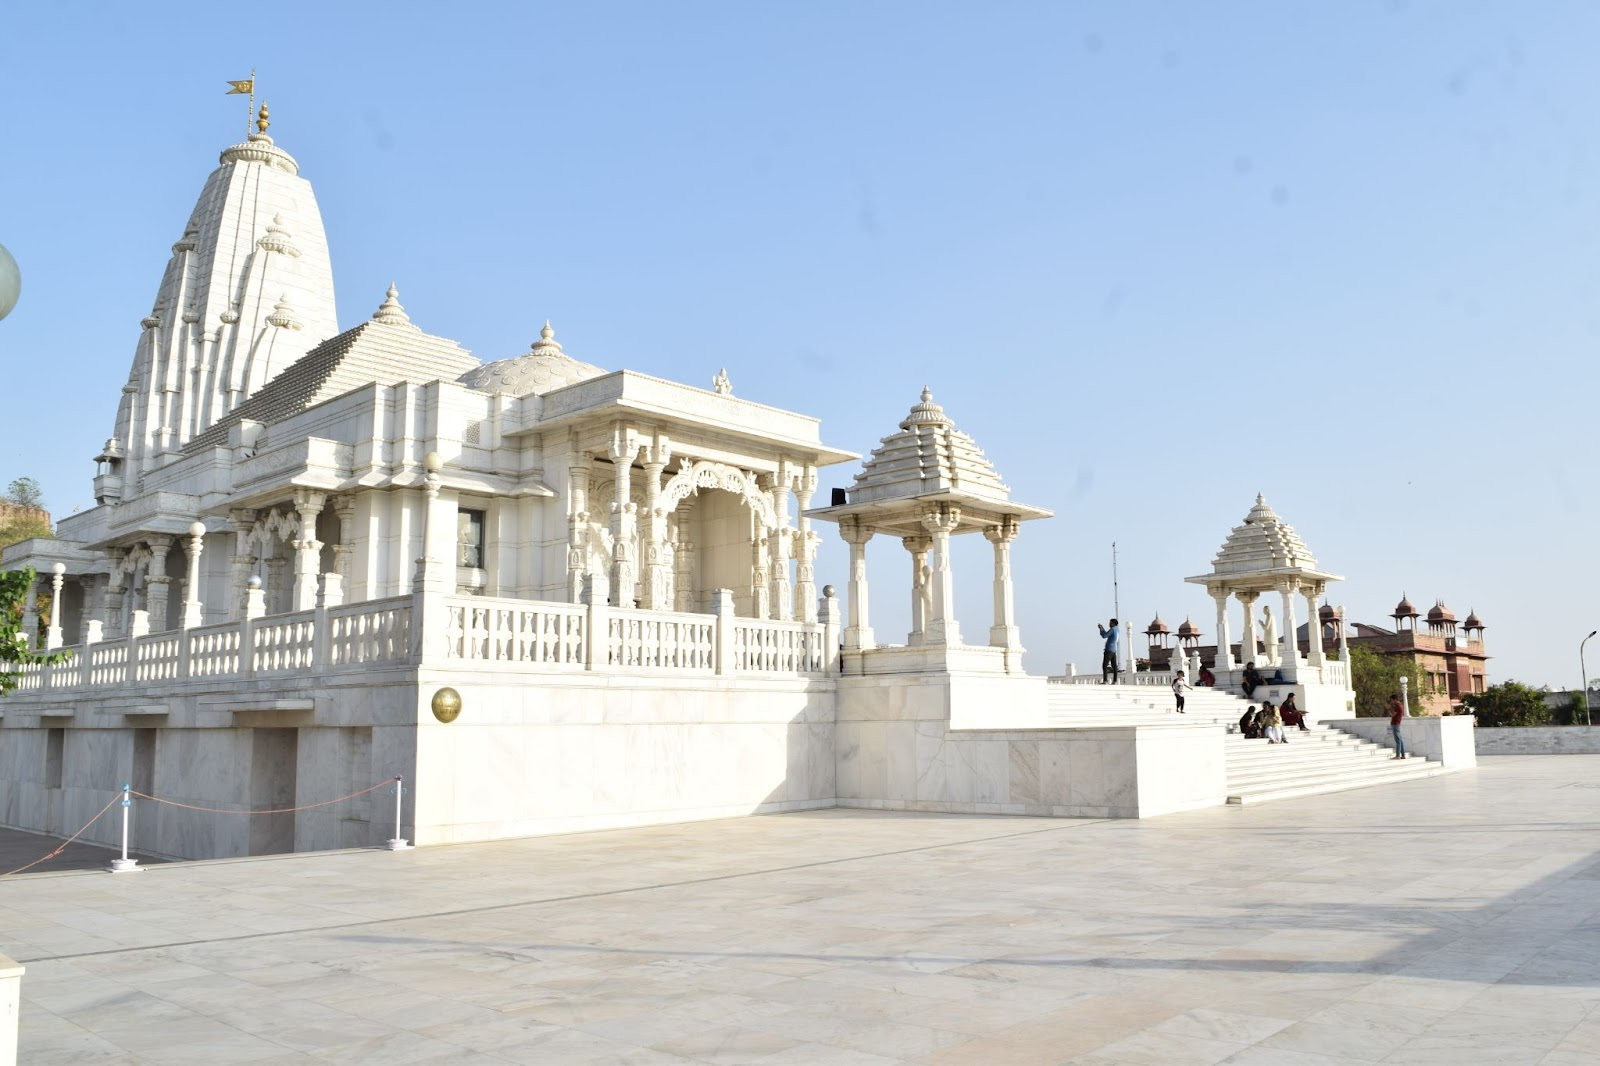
(2, 2, 1596, 687)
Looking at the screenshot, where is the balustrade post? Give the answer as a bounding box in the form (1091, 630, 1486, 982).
(126, 609, 149, 685)
(585, 596, 611, 671)
(239, 577, 264, 680)
(712, 588, 735, 676)
(84, 620, 103, 645)
(820, 585, 841, 675)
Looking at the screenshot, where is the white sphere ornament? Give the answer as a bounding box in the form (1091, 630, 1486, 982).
(0, 243, 19, 323)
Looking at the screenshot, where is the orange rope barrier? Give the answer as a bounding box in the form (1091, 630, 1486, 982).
(131, 777, 396, 816)
(1, 796, 121, 877)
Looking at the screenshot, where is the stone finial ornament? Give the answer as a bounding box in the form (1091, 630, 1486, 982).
(256, 102, 270, 136)
(266, 294, 302, 330)
(371, 283, 415, 327)
(532, 321, 562, 353)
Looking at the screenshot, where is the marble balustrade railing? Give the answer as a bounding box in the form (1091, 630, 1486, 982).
(10, 595, 416, 694)
(441, 594, 833, 678)
(1056, 671, 1176, 687)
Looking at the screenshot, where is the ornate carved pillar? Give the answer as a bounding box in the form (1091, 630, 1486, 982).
(793, 465, 818, 623)
(608, 427, 640, 608)
(641, 438, 671, 610)
(292, 489, 327, 612)
(228, 508, 257, 621)
(77, 575, 103, 645)
(1303, 583, 1325, 667)
(46, 565, 65, 650)
(1336, 604, 1350, 664)
(19, 574, 41, 647)
(181, 522, 205, 629)
(331, 495, 356, 580)
(1237, 590, 1260, 667)
(750, 529, 771, 620)
(984, 516, 1021, 650)
(144, 534, 175, 632)
(921, 504, 962, 647)
(1278, 581, 1302, 669)
(104, 547, 128, 638)
(839, 515, 875, 651)
(567, 460, 591, 604)
(765, 465, 794, 621)
(1211, 589, 1235, 671)
(673, 506, 696, 612)
(903, 535, 931, 646)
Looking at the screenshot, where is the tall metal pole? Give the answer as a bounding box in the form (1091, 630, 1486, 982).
(1582, 631, 1596, 727)
(1112, 542, 1126, 677)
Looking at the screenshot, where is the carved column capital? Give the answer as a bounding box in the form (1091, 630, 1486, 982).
(920, 505, 962, 536)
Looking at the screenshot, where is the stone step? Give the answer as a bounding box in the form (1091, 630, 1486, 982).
(1228, 755, 1422, 789)
(1228, 762, 1445, 805)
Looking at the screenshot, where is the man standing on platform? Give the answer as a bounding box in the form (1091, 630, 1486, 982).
(1388, 693, 1408, 759)
(1098, 618, 1121, 684)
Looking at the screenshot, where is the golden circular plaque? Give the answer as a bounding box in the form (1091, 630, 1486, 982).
(431, 686, 462, 723)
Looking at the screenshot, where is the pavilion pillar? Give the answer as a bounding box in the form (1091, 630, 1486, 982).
(1210, 590, 1235, 671)
(764, 466, 793, 621)
(104, 548, 128, 638)
(1336, 604, 1350, 664)
(331, 495, 356, 580)
(46, 565, 65, 650)
(794, 466, 818, 623)
(181, 522, 205, 630)
(673, 502, 696, 612)
(641, 437, 671, 610)
(1303, 584, 1325, 667)
(1278, 581, 1302, 669)
(608, 428, 640, 608)
(839, 515, 875, 651)
(750, 531, 771, 620)
(567, 462, 590, 604)
(902, 534, 931, 645)
(921, 504, 962, 647)
(984, 515, 1021, 651)
(228, 509, 257, 621)
(144, 535, 174, 632)
(77, 575, 103, 645)
(1237, 591, 1259, 667)
(292, 489, 327, 612)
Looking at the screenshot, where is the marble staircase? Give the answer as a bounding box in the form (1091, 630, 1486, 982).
(1045, 683, 1445, 805)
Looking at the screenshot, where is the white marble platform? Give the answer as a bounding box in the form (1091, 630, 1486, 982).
(7, 754, 1600, 1064)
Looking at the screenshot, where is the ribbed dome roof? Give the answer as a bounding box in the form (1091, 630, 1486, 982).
(846, 387, 1014, 506)
(1427, 600, 1456, 623)
(1177, 617, 1201, 638)
(1145, 615, 1169, 635)
(1319, 603, 1342, 621)
(1394, 595, 1417, 617)
(1208, 494, 1320, 576)
(458, 323, 608, 397)
(1464, 610, 1484, 629)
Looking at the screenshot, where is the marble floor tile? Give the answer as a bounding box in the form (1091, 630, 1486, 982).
(7, 756, 1600, 1066)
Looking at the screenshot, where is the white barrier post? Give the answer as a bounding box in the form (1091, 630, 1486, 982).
(385, 775, 412, 851)
(108, 783, 140, 873)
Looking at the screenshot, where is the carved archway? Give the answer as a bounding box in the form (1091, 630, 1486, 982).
(659, 460, 777, 529)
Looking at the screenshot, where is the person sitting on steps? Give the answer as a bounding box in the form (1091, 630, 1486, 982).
(1262, 700, 1287, 744)
(1241, 661, 1262, 698)
(1280, 692, 1309, 732)
(1239, 706, 1261, 738)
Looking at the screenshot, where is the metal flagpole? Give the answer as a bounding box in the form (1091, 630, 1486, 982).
(1112, 542, 1124, 678)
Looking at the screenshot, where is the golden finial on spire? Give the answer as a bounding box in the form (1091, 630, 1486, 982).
(256, 102, 270, 136)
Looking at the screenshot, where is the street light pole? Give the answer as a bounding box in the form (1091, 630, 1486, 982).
(1582, 630, 1597, 727)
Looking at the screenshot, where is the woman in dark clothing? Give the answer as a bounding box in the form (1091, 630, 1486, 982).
(1239, 706, 1260, 738)
(1280, 692, 1309, 731)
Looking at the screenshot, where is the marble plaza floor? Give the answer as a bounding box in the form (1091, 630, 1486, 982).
(5, 755, 1600, 1065)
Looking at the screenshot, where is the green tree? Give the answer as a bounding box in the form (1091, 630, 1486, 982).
(0, 566, 71, 694)
(1462, 680, 1551, 728)
(1345, 644, 1434, 717)
(0, 475, 52, 547)
(6, 477, 44, 510)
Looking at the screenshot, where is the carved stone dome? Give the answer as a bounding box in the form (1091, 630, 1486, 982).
(1176, 617, 1201, 639)
(457, 323, 608, 397)
(1464, 610, 1484, 629)
(1145, 615, 1169, 636)
(1319, 603, 1342, 622)
(1426, 601, 1456, 624)
(1393, 595, 1417, 618)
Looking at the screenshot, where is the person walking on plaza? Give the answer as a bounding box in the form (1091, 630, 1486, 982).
(1098, 618, 1121, 684)
(1172, 669, 1191, 713)
(1388, 693, 1408, 759)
